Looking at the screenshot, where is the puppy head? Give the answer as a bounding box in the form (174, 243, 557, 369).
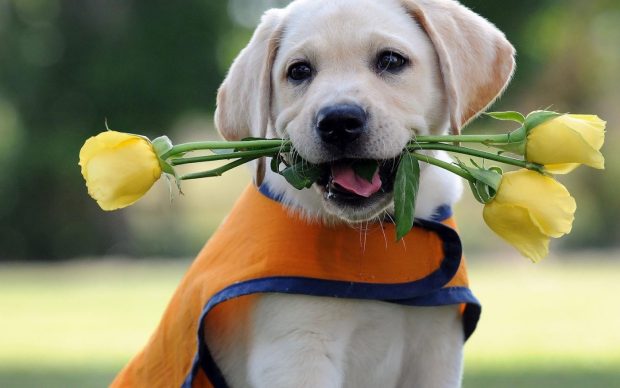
(216, 0, 515, 222)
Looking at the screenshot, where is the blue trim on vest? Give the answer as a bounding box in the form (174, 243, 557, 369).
(395, 287, 481, 342)
(259, 183, 286, 204)
(181, 214, 480, 388)
(431, 204, 453, 223)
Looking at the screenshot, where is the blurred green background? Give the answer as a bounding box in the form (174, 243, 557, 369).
(0, 0, 618, 387)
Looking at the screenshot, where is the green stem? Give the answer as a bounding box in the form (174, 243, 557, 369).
(179, 157, 259, 180)
(161, 135, 543, 181)
(412, 134, 511, 144)
(409, 143, 543, 172)
(161, 139, 290, 160)
(412, 152, 474, 182)
(170, 146, 289, 166)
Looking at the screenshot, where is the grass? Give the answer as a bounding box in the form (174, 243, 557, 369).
(1, 254, 619, 387)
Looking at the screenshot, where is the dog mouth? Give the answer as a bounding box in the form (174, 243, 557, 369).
(315, 158, 398, 206)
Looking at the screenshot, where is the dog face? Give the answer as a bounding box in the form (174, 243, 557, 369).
(270, 0, 447, 221)
(271, 0, 447, 164)
(216, 0, 515, 222)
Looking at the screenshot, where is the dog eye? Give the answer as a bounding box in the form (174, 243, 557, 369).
(287, 62, 313, 82)
(377, 51, 408, 73)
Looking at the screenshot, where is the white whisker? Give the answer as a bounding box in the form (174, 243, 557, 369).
(379, 212, 388, 249)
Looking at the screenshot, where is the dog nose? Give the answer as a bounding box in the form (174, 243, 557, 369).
(316, 104, 367, 146)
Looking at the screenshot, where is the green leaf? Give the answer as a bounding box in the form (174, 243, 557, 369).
(473, 180, 495, 203)
(523, 110, 561, 133)
(468, 180, 486, 204)
(279, 166, 306, 189)
(158, 158, 182, 193)
(270, 155, 282, 173)
(152, 136, 174, 157)
(153, 136, 180, 182)
(470, 168, 502, 191)
(458, 159, 500, 187)
(352, 160, 379, 183)
(457, 160, 502, 204)
(280, 161, 322, 190)
(485, 111, 526, 124)
(394, 153, 420, 241)
(158, 159, 175, 176)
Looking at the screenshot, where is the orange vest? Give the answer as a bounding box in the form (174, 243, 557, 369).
(111, 184, 479, 388)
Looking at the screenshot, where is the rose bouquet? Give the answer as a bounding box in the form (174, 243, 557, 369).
(79, 110, 605, 262)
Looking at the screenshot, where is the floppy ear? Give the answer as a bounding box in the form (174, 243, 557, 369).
(215, 9, 285, 184)
(402, 0, 515, 134)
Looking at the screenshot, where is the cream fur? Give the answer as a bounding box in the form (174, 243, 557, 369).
(210, 0, 515, 386)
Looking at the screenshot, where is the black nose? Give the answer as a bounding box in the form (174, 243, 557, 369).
(316, 104, 367, 146)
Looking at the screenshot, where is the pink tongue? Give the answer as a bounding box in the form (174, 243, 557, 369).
(331, 164, 382, 198)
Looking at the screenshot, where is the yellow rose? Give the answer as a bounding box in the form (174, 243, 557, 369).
(79, 131, 162, 211)
(483, 169, 576, 262)
(526, 114, 605, 174)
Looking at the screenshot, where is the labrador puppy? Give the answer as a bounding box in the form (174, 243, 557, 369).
(212, 0, 515, 386)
